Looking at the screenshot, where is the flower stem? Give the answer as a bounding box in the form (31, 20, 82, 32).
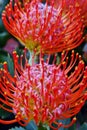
(28, 51, 38, 65)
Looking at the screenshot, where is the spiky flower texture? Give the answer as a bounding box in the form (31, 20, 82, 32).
(0, 50, 87, 129)
(62, 0, 87, 26)
(1, 0, 87, 129)
(2, 0, 84, 53)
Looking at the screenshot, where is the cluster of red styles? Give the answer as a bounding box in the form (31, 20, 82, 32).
(0, 0, 87, 129)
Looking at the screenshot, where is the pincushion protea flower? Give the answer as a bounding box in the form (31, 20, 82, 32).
(0, 49, 87, 129)
(62, 0, 87, 26)
(2, 0, 84, 54)
(76, 0, 87, 26)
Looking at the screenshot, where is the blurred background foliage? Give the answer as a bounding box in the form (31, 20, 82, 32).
(0, 0, 87, 130)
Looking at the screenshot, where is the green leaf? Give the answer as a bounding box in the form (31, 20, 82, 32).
(56, 54, 60, 65)
(79, 123, 87, 130)
(0, 50, 14, 75)
(38, 124, 50, 130)
(0, 18, 5, 32)
(0, 62, 3, 68)
(38, 127, 48, 130)
(0, 0, 10, 16)
(0, 31, 11, 47)
(6, 53, 14, 76)
(0, 107, 12, 119)
(9, 126, 26, 130)
(25, 120, 38, 130)
(68, 123, 76, 130)
(15, 47, 24, 56)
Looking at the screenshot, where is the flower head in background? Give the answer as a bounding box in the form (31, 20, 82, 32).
(0, 49, 87, 129)
(2, 0, 84, 53)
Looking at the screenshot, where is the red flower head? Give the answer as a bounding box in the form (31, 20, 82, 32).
(2, 0, 84, 53)
(74, 0, 87, 26)
(62, 0, 87, 26)
(0, 49, 87, 129)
